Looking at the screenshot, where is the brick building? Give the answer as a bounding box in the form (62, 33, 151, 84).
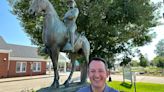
(0, 36, 47, 78)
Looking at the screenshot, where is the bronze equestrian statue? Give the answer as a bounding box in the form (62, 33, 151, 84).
(28, 0, 90, 88)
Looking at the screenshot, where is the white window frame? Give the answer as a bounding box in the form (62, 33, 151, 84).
(16, 62, 27, 73)
(32, 62, 41, 72)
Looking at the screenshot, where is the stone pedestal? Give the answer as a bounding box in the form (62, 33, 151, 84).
(37, 82, 89, 92)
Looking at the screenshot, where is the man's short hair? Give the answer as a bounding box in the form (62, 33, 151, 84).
(88, 57, 108, 70)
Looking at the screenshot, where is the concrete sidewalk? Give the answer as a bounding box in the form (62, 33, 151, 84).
(0, 72, 69, 83)
(0, 72, 164, 84)
(0, 74, 53, 83)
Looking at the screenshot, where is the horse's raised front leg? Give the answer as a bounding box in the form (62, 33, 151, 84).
(50, 48, 60, 88)
(63, 54, 75, 87)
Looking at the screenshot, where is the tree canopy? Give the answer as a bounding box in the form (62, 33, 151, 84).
(139, 54, 148, 67)
(152, 56, 164, 68)
(9, 0, 160, 64)
(153, 39, 164, 68)
(155, 39, 164, 56)
(130, 60, 139, 67)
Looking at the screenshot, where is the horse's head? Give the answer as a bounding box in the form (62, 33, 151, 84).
(28, 0, 48, 15)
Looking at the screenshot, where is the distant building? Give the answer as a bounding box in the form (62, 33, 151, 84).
(0, 36, 69, 78)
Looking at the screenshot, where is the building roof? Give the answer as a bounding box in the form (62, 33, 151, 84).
(0, 36, 45, 61)
(8, 44, 40, 58)
(0, 36, 70, 62)
(0, 36, 10, 50)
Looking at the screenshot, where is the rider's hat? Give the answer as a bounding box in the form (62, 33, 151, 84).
(67, 0, 76, 7)
(67, 0, 74, 3)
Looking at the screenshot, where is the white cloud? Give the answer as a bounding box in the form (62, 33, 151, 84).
(139, 25, 164, 60)
(136, 0, 164, 61)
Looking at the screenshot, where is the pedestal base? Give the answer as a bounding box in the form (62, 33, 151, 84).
(37, 82, 89, 92)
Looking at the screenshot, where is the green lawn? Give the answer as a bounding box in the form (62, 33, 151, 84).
(107, 81, 164, 92)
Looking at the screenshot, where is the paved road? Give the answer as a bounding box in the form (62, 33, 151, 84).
(0, 72, 79, 92)
(0, 76, 53, 92)
(0, 72, 163, 92)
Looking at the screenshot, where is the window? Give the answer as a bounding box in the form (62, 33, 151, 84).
(16, 62, 27, 73)
(32, 62, 41, 72)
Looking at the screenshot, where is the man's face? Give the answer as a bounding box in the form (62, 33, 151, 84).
(88, 60, 109, 89)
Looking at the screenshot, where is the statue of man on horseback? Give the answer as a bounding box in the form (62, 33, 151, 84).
(63, 0, 79, 52)
(28, 0, 90, 88)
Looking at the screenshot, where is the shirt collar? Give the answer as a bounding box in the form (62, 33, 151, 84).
(90, 84, 107, 92)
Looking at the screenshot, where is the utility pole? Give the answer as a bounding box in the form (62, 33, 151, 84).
(134, 73, 136, 92)
(163, 0, 164, 18)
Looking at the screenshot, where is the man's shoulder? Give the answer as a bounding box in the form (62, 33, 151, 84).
(76, 85, 90, 92)
(76, 85, 119, 92)
(105, 85, 119, 92)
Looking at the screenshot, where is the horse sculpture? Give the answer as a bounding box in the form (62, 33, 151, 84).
(28, 0, 90, 88)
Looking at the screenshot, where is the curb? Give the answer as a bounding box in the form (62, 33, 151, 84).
(0, 75, 54, 83)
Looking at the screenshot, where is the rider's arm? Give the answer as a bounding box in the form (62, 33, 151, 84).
(64, 8, 79, 20)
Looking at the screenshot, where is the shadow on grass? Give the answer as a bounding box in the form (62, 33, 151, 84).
(120, 82, 132, 89)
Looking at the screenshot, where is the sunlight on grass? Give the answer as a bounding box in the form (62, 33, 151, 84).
(107, 81, 164, 92)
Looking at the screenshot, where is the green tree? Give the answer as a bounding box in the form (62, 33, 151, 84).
(152, 56, 164, 68)
(152, 56, 164, 75)
(130, 60, 139, 67)
(9, 0, 160, 64)
(155, 39, 164, 56)
(139, 54, 148, 67)
(120, 56, 131, 66)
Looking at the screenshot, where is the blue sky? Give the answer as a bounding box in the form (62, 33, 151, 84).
(0, 0, 32, 46)
(0, 0, 164, 60)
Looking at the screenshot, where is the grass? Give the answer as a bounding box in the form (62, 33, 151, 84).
(107, 81, 164, 92)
